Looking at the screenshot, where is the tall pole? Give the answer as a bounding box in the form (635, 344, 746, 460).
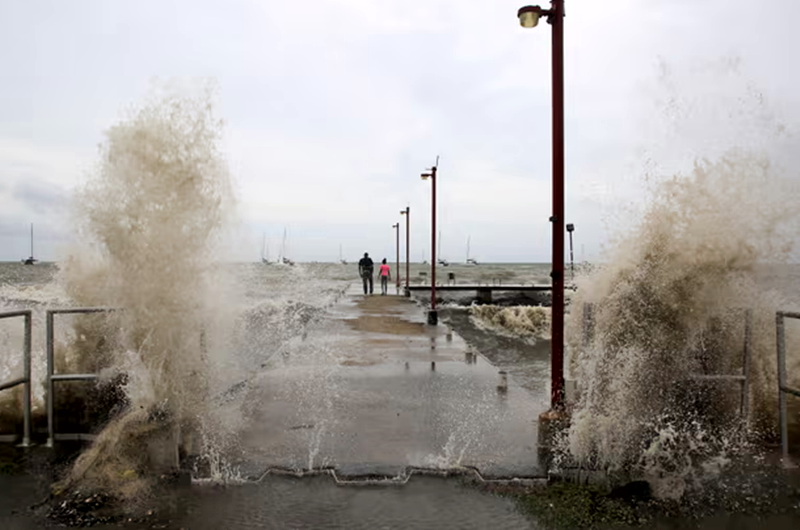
(395, 223, 400, 290)
(401, 207, 410, 295)
(550, 0, 566, 410)
(421, 160, 438, 325)
(430, 165, 437, 323)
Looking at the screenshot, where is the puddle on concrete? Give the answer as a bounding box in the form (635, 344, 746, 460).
(344, 314, 426, 335)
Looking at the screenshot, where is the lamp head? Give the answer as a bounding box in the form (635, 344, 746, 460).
(566, 223, 575, 232)
(421, 172, 432, 180)
(517, 5, 542, 28)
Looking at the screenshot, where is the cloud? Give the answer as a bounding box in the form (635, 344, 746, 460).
(12, 179, 68, 215)
(0, 0, 798, 262)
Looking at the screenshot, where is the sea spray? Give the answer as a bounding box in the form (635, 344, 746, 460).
(470, 305, 550, 343)
(56, 83, 238, 498)
(562, 152, 800, 495)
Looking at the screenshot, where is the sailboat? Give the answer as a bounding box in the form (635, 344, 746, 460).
(437, 230, 449, 267)
(278, 227, 295, 266)
(339, 244, 347, 265)
(261, 234, 271, 264)
(466, 236, 479, 265)
(22, 224, 37, 265)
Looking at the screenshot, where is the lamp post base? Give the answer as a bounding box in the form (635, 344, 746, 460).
(537, 408, 569, 472)
(427, 310, 438, 326)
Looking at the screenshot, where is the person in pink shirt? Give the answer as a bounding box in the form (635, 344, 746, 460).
(379, 258, 392, 295)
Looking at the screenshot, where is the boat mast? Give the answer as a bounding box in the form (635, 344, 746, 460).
(30, 223, 34, 259)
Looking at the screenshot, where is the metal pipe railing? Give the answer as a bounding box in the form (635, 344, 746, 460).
(46, 307, 119, 447)
(689, 309, 755, 421)
(581, 304, 753, 421)
(0, 376, 28, 391)
(776, 311, 800, 465)
(0, 309, 32, 447)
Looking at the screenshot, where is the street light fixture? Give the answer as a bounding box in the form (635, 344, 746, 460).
(400, 207, 410, 296)
(517, 5, 542, 28)
(421, 157, 439, 325)
(517, 0, 566, 411)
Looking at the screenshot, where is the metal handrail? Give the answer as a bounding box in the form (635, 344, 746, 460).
(688, 309, 753, 420)
(0, 309, 32, 446)
(776, 311, 800, 464)
(582, 304, 753, 420)
(46, 307, 119, 447)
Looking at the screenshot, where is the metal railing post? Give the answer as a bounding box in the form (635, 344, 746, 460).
(774, 310, 800, 465)
(46, 310, 55, 447)
(776, 312, 789, 463)
(43, 307, 119, 446)
(22, 312, 31, 447)
(0, 310, 33, 447)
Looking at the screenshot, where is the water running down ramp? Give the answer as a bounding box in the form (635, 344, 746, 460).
(235, 294, 547, 480)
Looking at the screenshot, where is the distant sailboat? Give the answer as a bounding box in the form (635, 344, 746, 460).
(279, 227, 295, 266)
(261, 234, 271, 264)
(339, 244, 347, 265)
(22, 224, 37, 265)
(437, 230, 449, 267)
(466, 236, 479, 265)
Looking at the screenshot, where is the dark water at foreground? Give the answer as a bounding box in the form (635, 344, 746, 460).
(2, 471, 800, 530)
(2, 472, 537, 529)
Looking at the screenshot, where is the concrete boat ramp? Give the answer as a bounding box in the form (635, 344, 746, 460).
(238, 291, 548, 481)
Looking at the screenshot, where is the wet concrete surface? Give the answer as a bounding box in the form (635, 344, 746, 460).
(237, 291, 546, 479)
(2, 474, 541, 530)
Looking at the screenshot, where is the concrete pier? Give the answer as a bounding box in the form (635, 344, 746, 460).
(239, 292, 548, 479)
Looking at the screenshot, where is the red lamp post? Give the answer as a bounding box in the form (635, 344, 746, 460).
(518, 0, 565, 410)
(400, 207, 410, 296)
(393, 222, 400, 291)
(421, 158, 439, 325)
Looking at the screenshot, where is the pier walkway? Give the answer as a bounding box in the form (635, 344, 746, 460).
(239, 291, 548, 479)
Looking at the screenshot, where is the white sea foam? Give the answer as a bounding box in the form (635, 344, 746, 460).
(54, 82, 242, 496)
(561, 152, 800, 495)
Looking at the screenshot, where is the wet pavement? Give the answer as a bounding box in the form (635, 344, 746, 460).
(3, 284, 800, 528)
(238, 291, 547, 479)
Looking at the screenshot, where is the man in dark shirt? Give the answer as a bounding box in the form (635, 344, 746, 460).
(358, 252, 374, 295)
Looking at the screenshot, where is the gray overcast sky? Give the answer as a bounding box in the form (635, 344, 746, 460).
(1, 0, 798, 263)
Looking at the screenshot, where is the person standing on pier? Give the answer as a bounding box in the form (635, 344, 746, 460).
(359, 252, 374, 295)
(379, 258, 392, 295)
